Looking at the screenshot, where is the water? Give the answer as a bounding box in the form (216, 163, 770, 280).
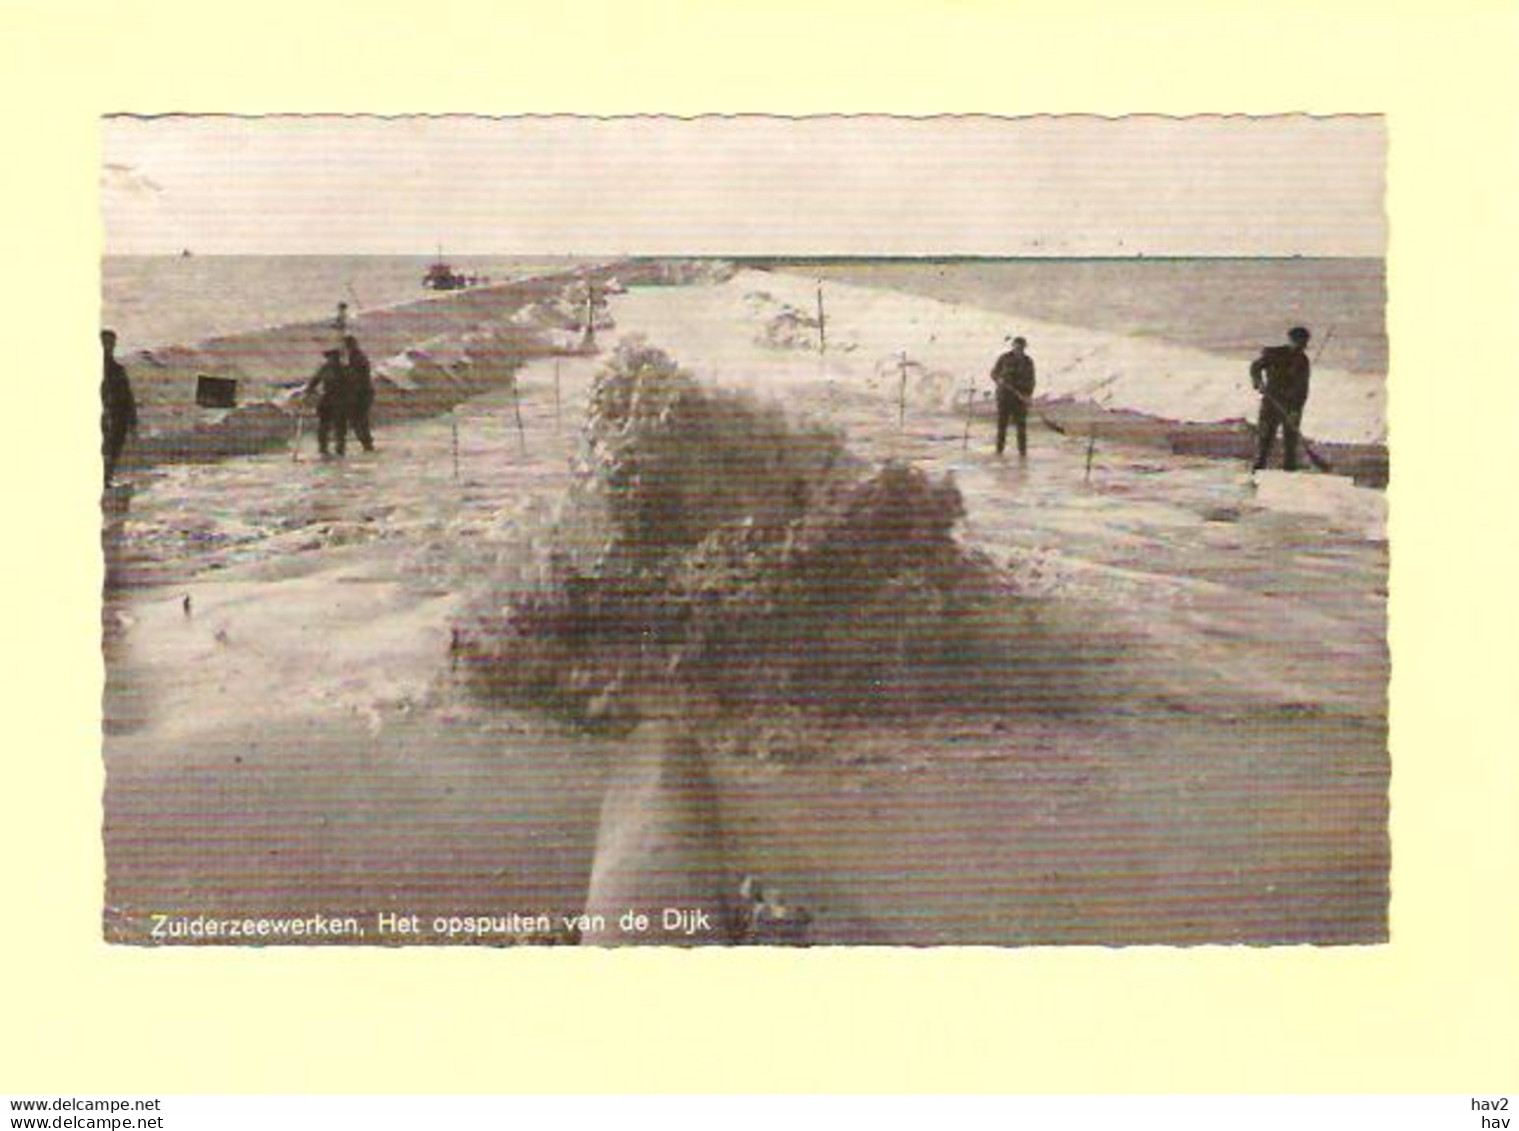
(101, 255, 591, 354)
(102, 255, 1387, 378)
(794, 258, 1387, 376)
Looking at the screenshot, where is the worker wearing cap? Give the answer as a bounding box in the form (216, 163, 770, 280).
(1250, 326, 1313, 471)
(302, 347, 353, 458)
(100, 329, 138, 488)
(991, 336, 1036, 458)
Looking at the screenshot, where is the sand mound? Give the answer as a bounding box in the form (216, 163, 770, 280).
(722, 269, 1384, 446)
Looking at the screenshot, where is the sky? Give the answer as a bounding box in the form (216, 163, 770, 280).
(101, 115, 1386, 257)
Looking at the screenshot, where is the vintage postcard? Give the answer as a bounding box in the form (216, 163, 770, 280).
(0, 0, 1514, 1101)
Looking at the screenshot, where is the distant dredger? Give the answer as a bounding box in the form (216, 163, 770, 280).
(422, 248, 490, 292)
(422, 259, 468, 291)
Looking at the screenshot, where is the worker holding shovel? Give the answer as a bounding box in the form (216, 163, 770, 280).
(1250, 326, 1314, 471)
(991, 335, 1037, 458)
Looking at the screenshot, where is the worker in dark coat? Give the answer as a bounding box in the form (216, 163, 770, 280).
(1250, 326, 1312, 471)
(342, 335, 375, 452)
(991, 336, 1036, 458)
(100, 329, 138, 488)
(303, 348, 352, 457)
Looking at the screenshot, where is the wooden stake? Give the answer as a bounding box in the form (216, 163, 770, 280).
(816, 282, 826, 355)
(553, 358, 563, 434)
(510, 374, 527, 456)
(1085, 426, 1096, 482)
(582, 285, 596, 351)
(1313, 326, 1335, 364)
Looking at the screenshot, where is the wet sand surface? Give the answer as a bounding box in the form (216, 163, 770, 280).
(103, 283, 1387, 946)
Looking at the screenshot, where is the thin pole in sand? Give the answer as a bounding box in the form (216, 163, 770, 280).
(510, 372, 528, 457)
(962, 377, 976, 451)
(898, 351, 909, 431)
(1085, 425, 1097, 483)
(553, 357, 563, 434)
(816, 282, 827, 355)
(816, 283, 836, 421)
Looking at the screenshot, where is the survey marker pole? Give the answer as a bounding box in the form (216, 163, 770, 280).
(898, 351, 909, 431)
(817, 283, 836, 422)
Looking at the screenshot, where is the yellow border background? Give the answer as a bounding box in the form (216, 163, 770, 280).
(1, 0, 1515, 1093)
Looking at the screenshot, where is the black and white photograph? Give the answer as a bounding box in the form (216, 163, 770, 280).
(99, 114, 1389, 948)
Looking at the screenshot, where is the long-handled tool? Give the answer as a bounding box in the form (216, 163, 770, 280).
(1249, 327, 1336, 473)
(987, 341, 1114, 439)
(554, 357, 563, 434)
(1005, 385, 1070, 436)
(816, 282, 827, 355)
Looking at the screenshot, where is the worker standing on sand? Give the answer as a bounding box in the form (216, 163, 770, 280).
(991, 335, 1036, 458)
(302, 348, 352, 458)
(100, 329, 138, 488)
(1250, 326, 1312, 471)
(342, 335, 376, 453)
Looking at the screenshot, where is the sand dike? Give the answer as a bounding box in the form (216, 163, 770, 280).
(451, 338, 1050, 728)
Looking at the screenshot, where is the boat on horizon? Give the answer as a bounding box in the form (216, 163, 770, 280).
(422, 245, 474, 291)
(423, 259, 468, 291)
